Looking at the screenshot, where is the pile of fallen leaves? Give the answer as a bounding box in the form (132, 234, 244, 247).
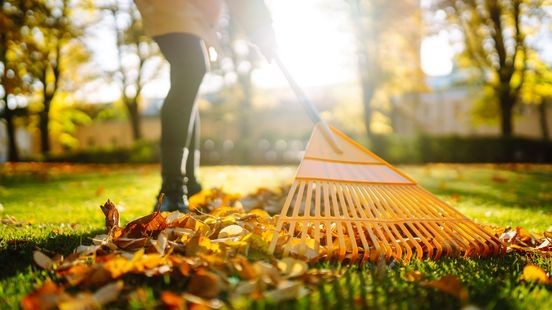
(491, 226, 552, 255)
(22, 188, 340, 309)
(22, 188, 551, 309)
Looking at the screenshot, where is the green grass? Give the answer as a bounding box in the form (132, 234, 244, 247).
(1, 163, 551, 309)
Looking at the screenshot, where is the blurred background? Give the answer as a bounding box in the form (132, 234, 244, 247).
(1, 0, 551, 165)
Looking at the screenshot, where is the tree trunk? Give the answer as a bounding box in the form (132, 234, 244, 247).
(354, 5, 381, 139)
(126, 100, 142, 141)
(498, 90, 515, 137)
(539, 97, 550, 141)
(5, 110, 19, 162)
(39, 96, 52, 155)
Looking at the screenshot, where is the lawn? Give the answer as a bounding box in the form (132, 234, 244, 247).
(1, 163, 551, 309)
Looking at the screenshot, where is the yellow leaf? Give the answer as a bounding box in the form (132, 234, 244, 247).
(249, 209, 271, 219)
(277, 258, 308, 278)
(287, 238, 319, 261)
(210, 206, 242, 217)
(198, 235, 222, 254)
(404, 270, 424, 282)
(521, 265, 550, 285)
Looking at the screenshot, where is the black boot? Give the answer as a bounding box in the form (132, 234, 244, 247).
(186, 178, 203, 197)
(157, 146, 189, 213)
(156, 180, 189, 213)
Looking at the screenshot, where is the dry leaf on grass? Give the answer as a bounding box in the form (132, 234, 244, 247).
(521, 264, 550, 285)
(218, 224, 245, 238)
(187, 269, 223, 299)
(33, 251, 54, 270)
(277, 257, 308, 278)
(404, 270, 424, 282)
(21, 280, 65, 310)
(100, 200, 119, 230)
(161, 291, 185, 310)
(423, 275, 469, 302)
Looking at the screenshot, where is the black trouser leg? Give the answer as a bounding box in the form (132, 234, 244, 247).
(154, 33, 206, 196)
(185, 109, 202, 196)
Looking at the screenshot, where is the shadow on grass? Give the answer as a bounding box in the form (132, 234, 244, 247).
(0, 229, 104, 279)
(422, 169, 552, 213)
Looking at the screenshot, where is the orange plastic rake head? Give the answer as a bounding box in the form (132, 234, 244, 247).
(268, 124, 505, 264)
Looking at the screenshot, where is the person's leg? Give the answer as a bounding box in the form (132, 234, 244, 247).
(186, 108, 202, 197)
(154, 33, 206, 211)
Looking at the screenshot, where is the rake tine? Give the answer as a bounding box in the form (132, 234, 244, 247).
(336, 184, 359, 263)
(313, 181, 322, 262)
(343, 184, 370, 263)
(299, 182, 315, 258)
(283, 181, 306, 257)
(330, 184, 347, 261)
(268, 181, 298, 254)
(322, 182, 334, 259)
(349, 184, 381, 262)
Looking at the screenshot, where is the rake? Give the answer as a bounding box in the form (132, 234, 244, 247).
(268, 56, 505, 263)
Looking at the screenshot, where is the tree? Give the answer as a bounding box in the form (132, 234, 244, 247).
(27, 0, 90, 155)
(105, 0, 162, 141)
(0, 0, 44, 161)
(520, 57, 552, 141)
(435, 0, 547, 137)
(346, 0, 424, 137)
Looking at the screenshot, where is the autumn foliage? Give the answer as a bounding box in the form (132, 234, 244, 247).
(23, 188, 551, 309)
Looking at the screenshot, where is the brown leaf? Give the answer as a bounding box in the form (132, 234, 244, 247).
(187, 269, 222, 299)
(491, 175, 508, 183)
(83, 266, 113, 287)
(231, 256, 258, 280)
(423, 275, 468, 302)
(120, 211, 167, 239)
(60, 265, 93, 286)
(21, 279, 65, 310)
(100, 200, 119, 231)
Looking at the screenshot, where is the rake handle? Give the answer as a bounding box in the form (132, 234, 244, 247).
(274, 55, 342, 154)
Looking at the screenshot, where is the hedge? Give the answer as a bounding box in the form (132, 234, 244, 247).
(43, 135, 551, 165)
